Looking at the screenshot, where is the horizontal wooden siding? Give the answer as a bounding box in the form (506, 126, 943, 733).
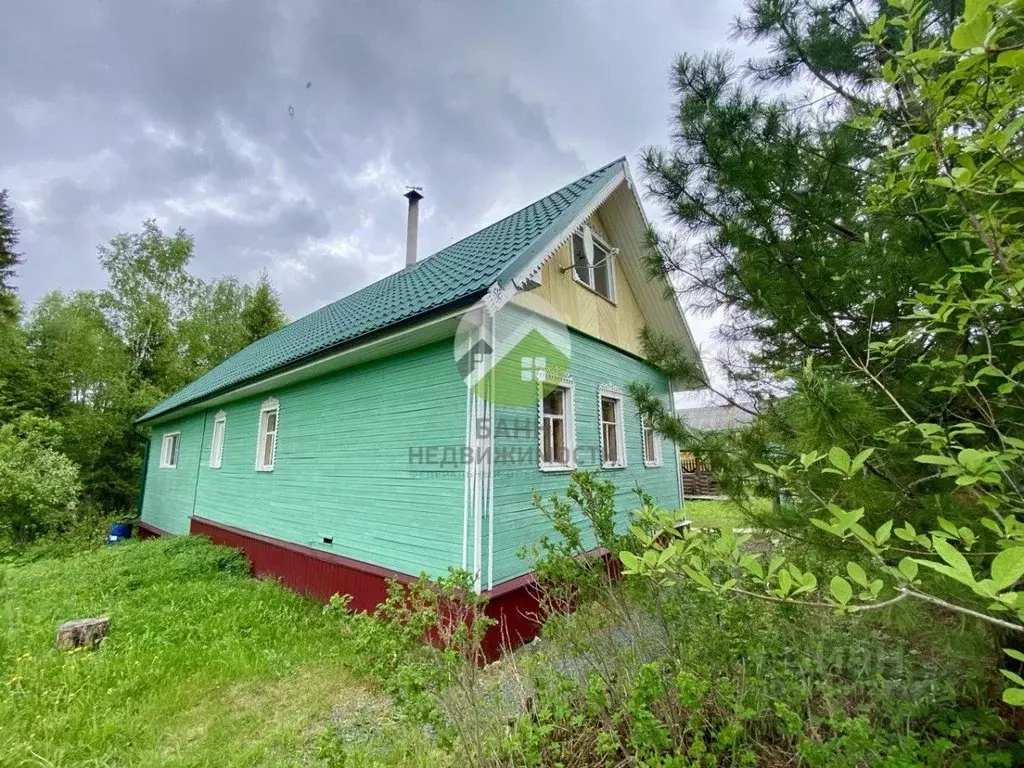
(490, 330, 680, 585)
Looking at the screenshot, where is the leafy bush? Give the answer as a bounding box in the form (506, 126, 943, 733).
(0, 414, 81, 546)
(498, 474, 1021, 767)
(504, 594, 1016, 767)
(310, 472, 1018, 763)
(1, 502, 119, 564)
(631, 0, 1024, 707)
(521, 471, 637, 618)
(326, 568, 496, 761)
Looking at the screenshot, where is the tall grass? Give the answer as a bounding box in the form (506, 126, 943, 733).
(0, 536, 442, 766)
(682, 497, 772, 529)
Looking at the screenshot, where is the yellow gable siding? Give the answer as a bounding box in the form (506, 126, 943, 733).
(524, 210, 647, 357)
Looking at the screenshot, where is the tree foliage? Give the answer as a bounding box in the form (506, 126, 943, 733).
(632, 0, 1024, 705)
(641, 0, 981, 402)
(0, 212, 289, 527)
(0, 415, 80, 545)
(0, 189, 22, 324)
(241, 269, 288, 346)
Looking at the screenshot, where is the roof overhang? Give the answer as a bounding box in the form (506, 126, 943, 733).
(139, 302, 473, 427)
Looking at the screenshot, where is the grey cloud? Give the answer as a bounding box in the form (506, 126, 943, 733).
(1, 0, 745, 327)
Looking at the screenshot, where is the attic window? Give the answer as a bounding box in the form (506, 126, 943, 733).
(571, 225, 615, 302)
(256, 398, 279, 472)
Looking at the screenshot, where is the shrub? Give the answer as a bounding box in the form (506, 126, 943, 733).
(520, 470, 639, 619)
(0, 414, 81, 546)
(5, 502, 122, 564)
(327, 568, 496, 762)
(315, 472, 1019, 764)
(498, 474, 1021, 767)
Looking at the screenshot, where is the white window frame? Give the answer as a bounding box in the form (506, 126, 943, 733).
(209, 411, 227, 469)
(598, 386, 627, 469)
(571, 224, 617, 303)
(642, 413, 663, 468)
(255, 398, 279, 472)
(159, 432, 180, 469)
(538, 377, 576, 471)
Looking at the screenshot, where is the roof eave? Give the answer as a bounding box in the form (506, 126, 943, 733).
(136, 291, 485, 426)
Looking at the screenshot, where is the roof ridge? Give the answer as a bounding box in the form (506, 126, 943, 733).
(416, 156, 625, 263)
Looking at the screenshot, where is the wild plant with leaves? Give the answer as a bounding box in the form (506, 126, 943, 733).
(505, 475, 1017, 765)
(629, 0, 1024, 705)
(0, 415, 80, 545)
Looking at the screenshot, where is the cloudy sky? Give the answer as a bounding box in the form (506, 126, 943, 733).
(1, 0, 749, 361)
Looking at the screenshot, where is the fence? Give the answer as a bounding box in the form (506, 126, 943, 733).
(680, 451, 723, 499)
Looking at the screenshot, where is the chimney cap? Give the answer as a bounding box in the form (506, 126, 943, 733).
(404, 187, 424, 203)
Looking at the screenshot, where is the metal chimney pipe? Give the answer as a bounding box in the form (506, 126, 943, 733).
(404, 188, 424, 267)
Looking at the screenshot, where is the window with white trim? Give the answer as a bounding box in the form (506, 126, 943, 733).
(642, 414, 662, 467)
(540, 385, 574, 469)
(209, 412, 226, 469)
(256, 399, 279, 472)
(571, 224, 615, 302)
(159, 432, 180, 469)
(599, 391, 626, 468)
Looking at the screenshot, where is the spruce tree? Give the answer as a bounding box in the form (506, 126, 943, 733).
(241, 269, 287, 345)
(0, 189, 22, 324)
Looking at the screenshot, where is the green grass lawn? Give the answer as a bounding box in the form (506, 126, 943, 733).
(681, 497, 772, 529)
(0, 536, 440, 766)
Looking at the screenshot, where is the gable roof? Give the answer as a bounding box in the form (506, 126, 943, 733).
(140, 158, 629, 423)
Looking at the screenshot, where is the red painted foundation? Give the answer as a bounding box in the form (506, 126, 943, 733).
(482, 572, 546, 656)
(185, 516, 545, 657)
(137, 521, 169, 540)
(190, 517, 411, 614)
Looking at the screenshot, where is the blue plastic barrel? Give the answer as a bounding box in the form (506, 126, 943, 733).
(106, 522, 134, 545)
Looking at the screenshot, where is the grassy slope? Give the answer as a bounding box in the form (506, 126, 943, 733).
(0, 537, 436, 767)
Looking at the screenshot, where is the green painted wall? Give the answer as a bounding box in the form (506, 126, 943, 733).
(489, 330, 681, 585)
(141, 339, 468, 577)
(140, 331, 681, 591)
(139, 412, 206, 535)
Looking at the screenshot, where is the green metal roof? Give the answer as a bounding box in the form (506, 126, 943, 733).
(140, 158, 627, 423)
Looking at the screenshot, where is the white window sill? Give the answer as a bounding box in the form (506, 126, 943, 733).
(158, 465, 176, 470)
(601, 462, 627, 470)
(571, 274, 617, 306)
(540, 464, 575, 473)
(644, 461, 663, 469)
(255, 467, 275, 473)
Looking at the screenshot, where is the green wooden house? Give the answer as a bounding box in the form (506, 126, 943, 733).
(136, 158, 699, 651)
